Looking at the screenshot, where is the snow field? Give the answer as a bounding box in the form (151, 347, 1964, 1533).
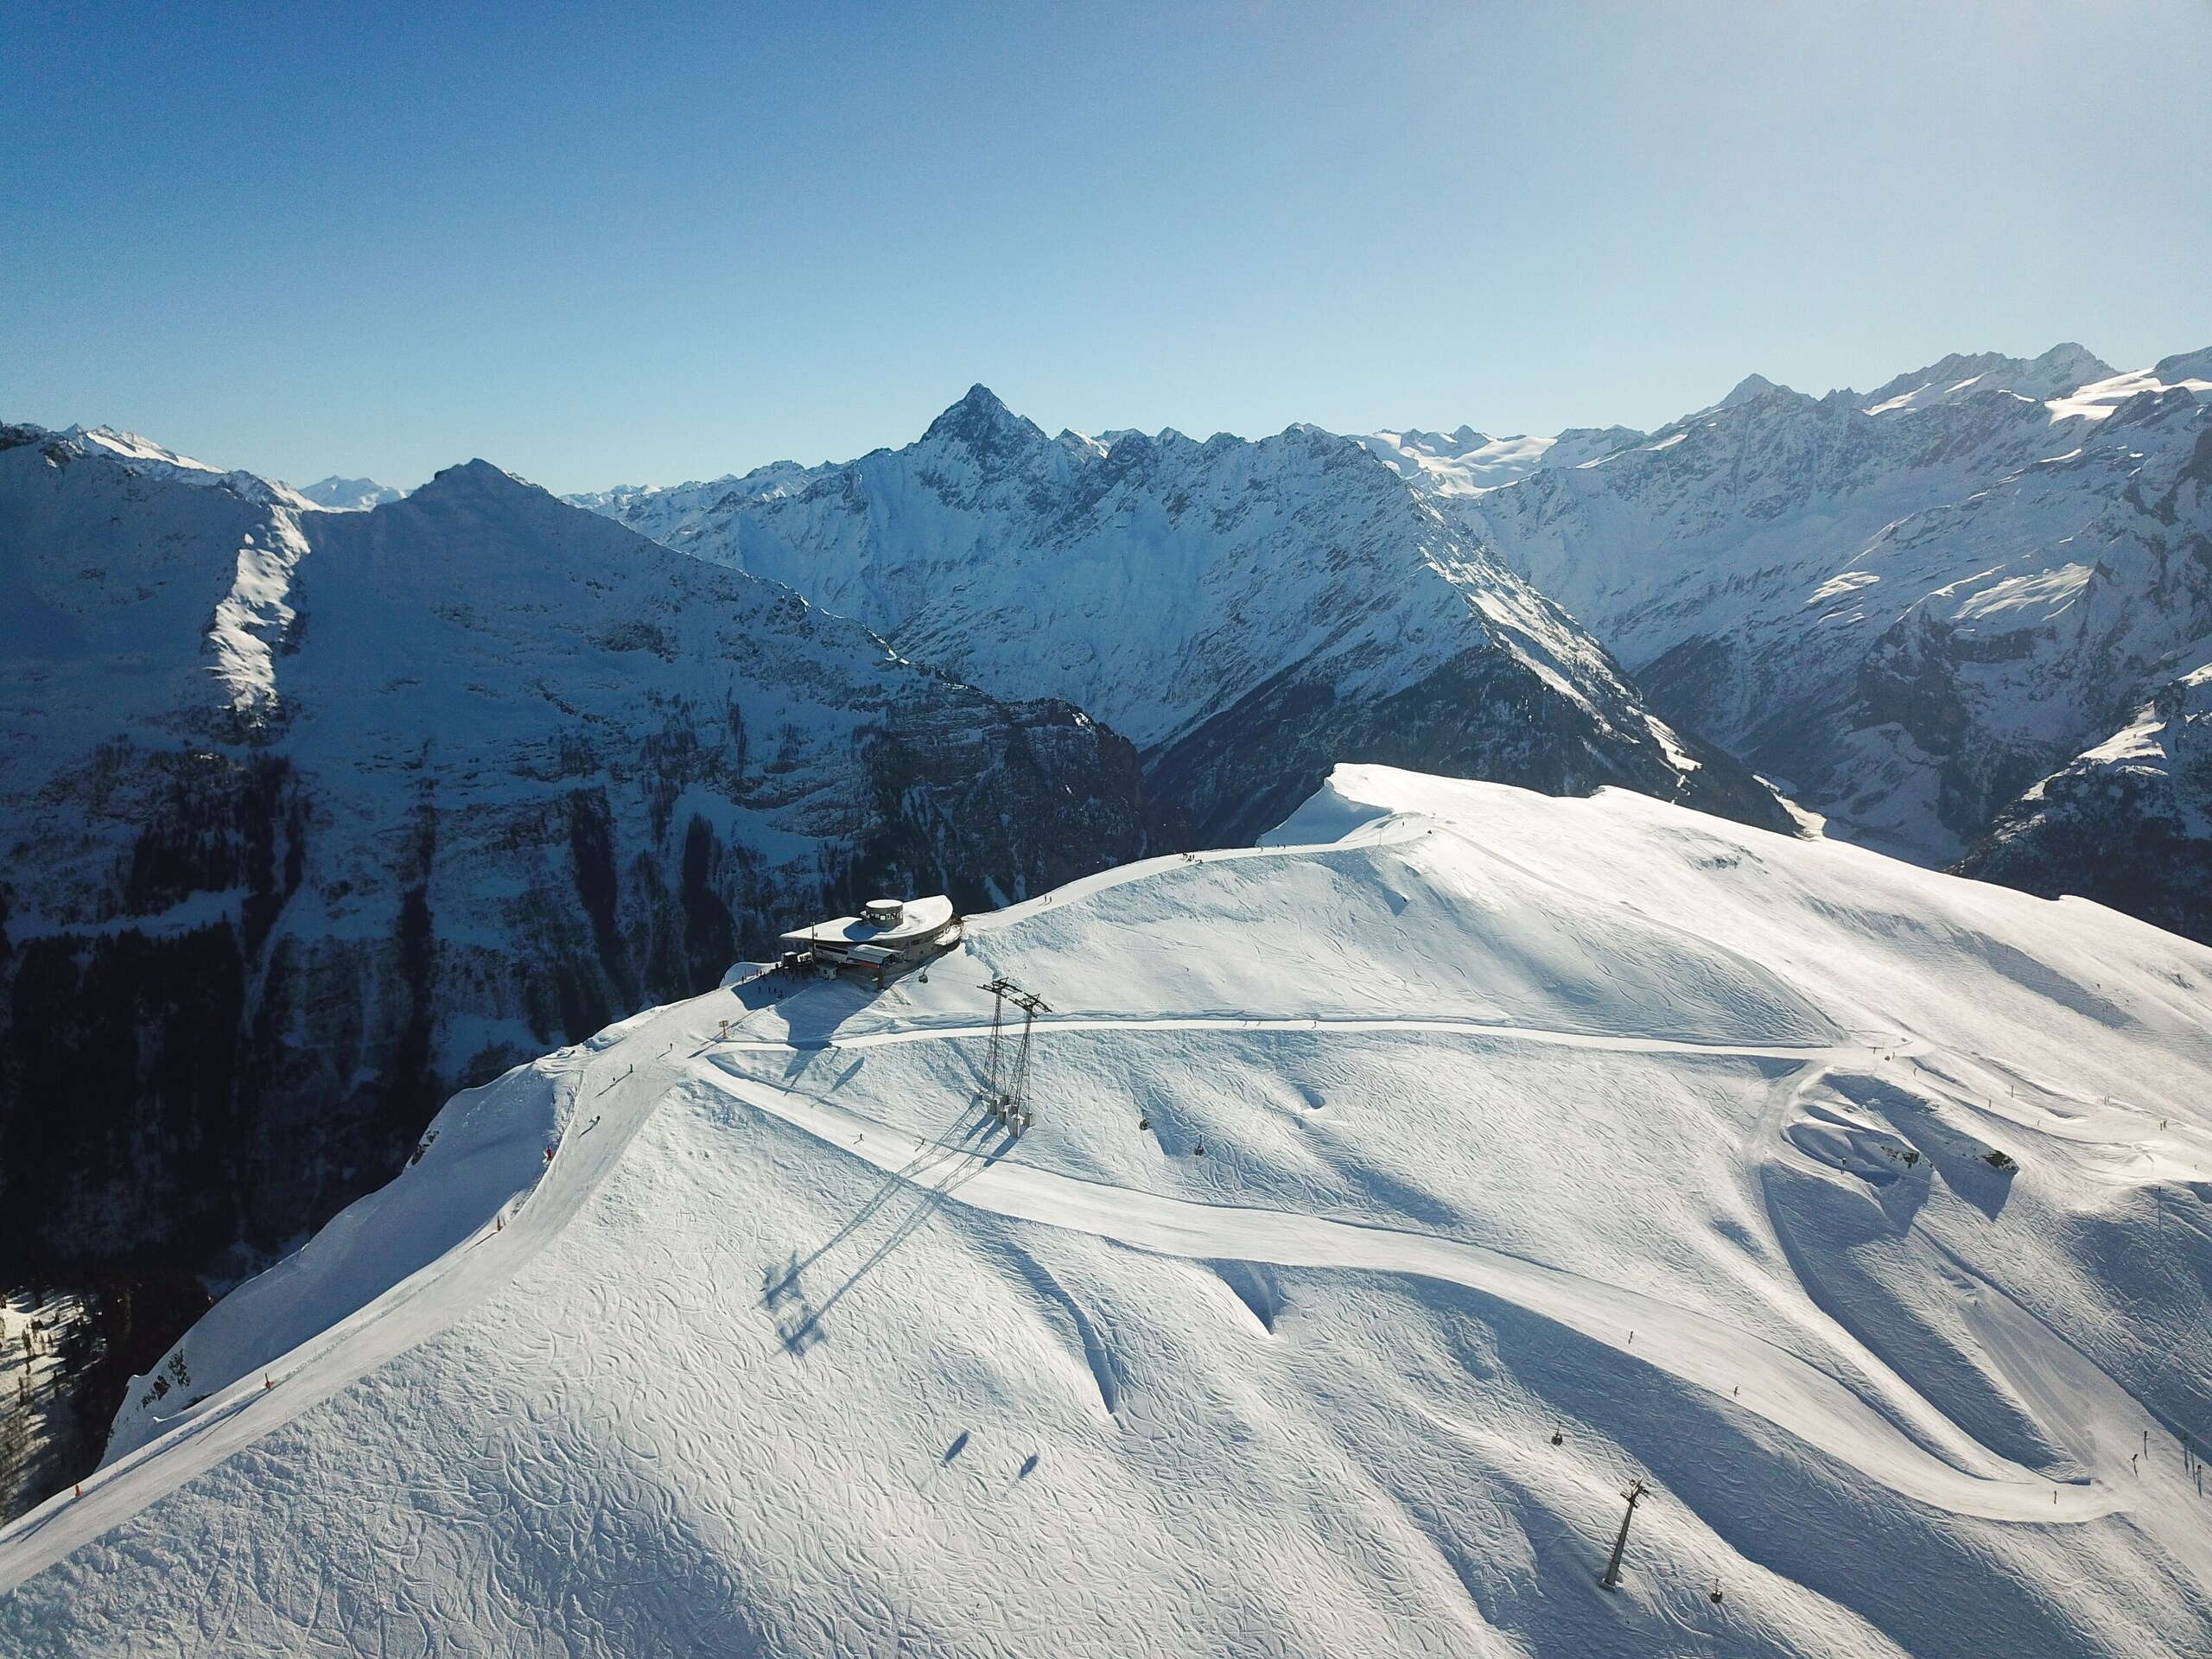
(3, 766, 2211, 1656)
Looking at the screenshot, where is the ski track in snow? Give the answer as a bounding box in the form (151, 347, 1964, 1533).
(718, 1014, 1849, 1063)
(0, 996, 2101, 1599)
(0, 1035, 680, 1593)
(689, 1046, 2113, 1527)
(8, 776, 2211, 1644)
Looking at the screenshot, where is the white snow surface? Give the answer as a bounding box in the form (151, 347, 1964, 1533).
(4, 766, 2210, 1657)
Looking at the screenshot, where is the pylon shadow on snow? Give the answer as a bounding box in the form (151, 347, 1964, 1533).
(763, 1101, 1020, 1356)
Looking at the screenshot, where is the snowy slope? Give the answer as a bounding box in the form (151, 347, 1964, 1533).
(577, 388, 1796, 843)
(5, 766, 2209, 1657)
(1449, 346, 2212, 868)
(0, 423, 1149, 1300)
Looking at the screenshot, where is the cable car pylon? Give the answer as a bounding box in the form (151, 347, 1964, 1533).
(979, 977, 1050, 1130)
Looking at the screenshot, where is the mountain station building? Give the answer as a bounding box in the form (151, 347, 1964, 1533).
(779, 895, 960, 977)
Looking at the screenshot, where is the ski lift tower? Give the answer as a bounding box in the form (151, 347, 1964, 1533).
(981, 977, 1051, 1128)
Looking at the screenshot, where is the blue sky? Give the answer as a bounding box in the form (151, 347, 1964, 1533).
(7, 1, 2209, 492)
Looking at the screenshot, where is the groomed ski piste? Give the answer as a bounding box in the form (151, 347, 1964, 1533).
(4, 766, 2211, 1656)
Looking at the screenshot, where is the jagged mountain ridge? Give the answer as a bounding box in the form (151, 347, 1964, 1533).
(0, 424, 1152, 1294)
(578, 386, 1798, 844)
(1408, 345, 2212, 874)
(1957, 664, 2212, 942)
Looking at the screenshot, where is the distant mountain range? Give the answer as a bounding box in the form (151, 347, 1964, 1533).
(579, 342, 2212, 943)
(576, 384, 1789, 846)
(1414, 345, 2212, 930)
(5, 338, 2209, 1520)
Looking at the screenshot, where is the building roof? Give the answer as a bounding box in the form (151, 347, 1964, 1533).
(779, 893, 956, 950)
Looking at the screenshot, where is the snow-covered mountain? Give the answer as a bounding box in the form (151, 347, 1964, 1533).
(0, 423, 1152, 1460)
(293, 474, 403, 510)
(1355, 423, 1647, 495)
(579, 386, 1797, 844)
(5, 766, 2209, 1656)
(1433, 346, 2212, 881)
(1957, 664, 2212, 944)
(30, 424, 321, 508)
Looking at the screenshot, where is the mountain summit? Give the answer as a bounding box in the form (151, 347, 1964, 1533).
(918, 384, 1049, 460)
(580, 391, 1796, 844)
(1717, 372, 1792, 407)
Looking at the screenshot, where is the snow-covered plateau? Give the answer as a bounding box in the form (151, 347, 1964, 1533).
(3, 767, 2208, 1657)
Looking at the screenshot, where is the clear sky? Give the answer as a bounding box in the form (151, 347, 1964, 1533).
(7, 1, 2210, 493)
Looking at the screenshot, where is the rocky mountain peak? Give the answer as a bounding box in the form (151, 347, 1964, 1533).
(2031, 340, 2114, 385)
(1718, 372, 1791, 408)
(919, 384, 1049, 461)
(410, 457, 541, 500)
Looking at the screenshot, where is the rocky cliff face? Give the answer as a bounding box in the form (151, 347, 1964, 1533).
(579, 387, 1799, 844)
(0, 430, 1152, 1287)
(1956, 666, 2212, 942)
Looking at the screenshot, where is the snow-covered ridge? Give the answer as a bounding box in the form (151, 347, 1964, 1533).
(2044, 349, 2212, 423)
(4, 766, 2209, 1656)
(1434, 342, 2212, 875)
(1854, 343, 2115, 416)
(60, 424, 225, 475)
(2, 422, 317, 512)
(575, 385, 1795, 845)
